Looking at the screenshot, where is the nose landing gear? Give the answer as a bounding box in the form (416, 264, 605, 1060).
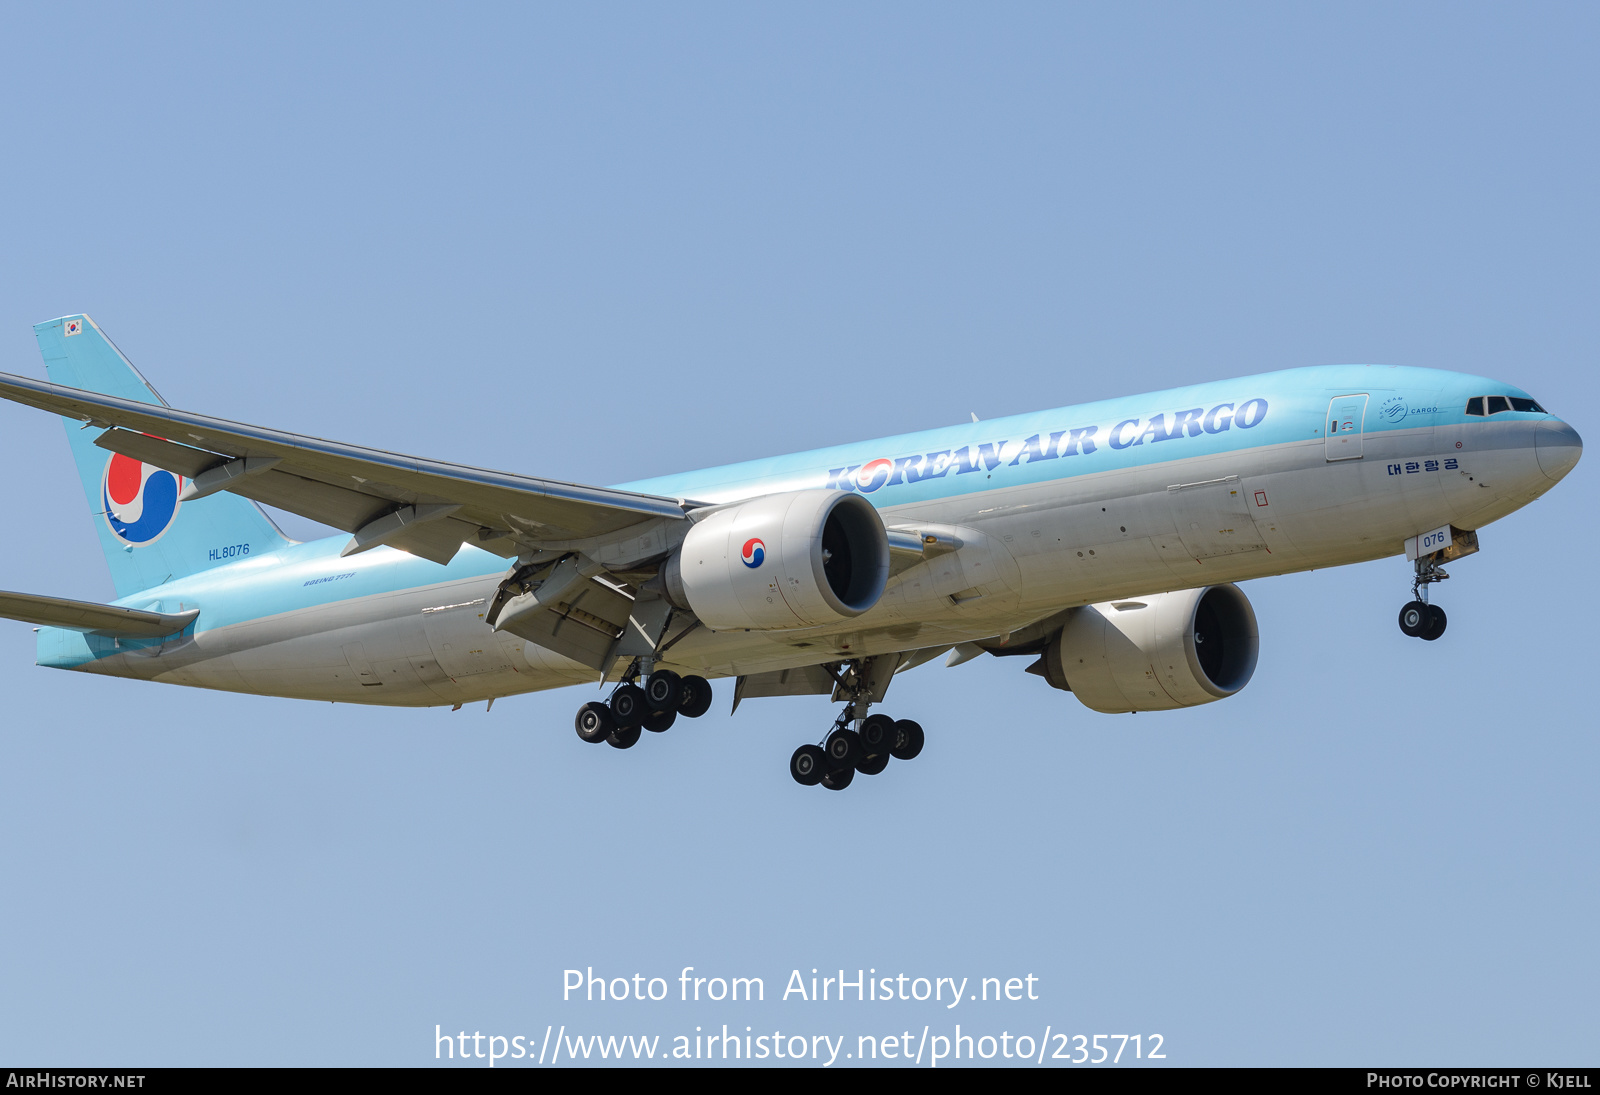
(1398, 555, 1449, 641)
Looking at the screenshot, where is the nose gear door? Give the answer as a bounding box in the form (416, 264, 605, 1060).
(1326, 394, 1369, 461)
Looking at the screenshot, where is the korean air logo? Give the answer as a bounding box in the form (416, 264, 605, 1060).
(854, 458, 893, 494)
(741, 538, 766, 569)
(102, 451, 182, 546)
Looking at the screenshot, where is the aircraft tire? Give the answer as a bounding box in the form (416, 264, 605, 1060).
(1420, 604, 1448, 641)
(1398, 601, 1428, 637)
(858, 713, 896, 756)
(856, 751, 890, 776)
(610, 684, 647, 729)
(641, 707, 677, 733)
(824, 728, 863, 770)
(677, 675, 714, 718)
(890, 720, 925, 761)
(575, 702, 614, 744)
(644, 670, 681, 712)
(790, 744, 826, 786)
(607, 723, 643, 750)
(820, 765, 855, 791)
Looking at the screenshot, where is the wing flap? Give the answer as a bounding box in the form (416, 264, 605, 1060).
(493, 578, 634, 671)
(0, 590, 198, 638)
(93, 427, 222, 479)
(733, 664, 837, 700)
(229, 468, 397, 533)
(380, 516, 484, 566)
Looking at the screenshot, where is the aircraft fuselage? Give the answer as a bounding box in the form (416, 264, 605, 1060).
(36, 363, 1582, 708)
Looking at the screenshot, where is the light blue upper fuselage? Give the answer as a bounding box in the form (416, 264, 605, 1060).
(36, 363, 1559, 669)
(620, 363, 1516, 503)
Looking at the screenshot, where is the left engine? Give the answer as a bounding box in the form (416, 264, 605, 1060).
(663, 489, 890, 631)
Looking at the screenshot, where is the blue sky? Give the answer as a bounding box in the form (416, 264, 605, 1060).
(0, 2, 1594, 1066)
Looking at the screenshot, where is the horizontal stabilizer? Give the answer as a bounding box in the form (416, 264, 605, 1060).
(0, 589, 198, 637)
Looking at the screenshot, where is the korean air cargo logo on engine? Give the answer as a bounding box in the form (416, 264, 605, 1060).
(102, 451, 182, 546)
(741, 538, 766, 568)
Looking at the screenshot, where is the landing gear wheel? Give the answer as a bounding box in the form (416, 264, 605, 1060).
(790, 744, 826, 786)
(677, 675, 713, 718)
(641, 706, 677, 733)
(1420, 604, 1448, 641)
(644, 670, 681, 712)
(820, 765, 855, 791)
(890, 719, 924, 761)
(607, 724, 642, 750)
(858, 713, 896, 756)
(856, 751, 890, 776)
(610, 684, 646, 728)
(1398, 600, 1428, 637)
(575, 702, 614, 744)
(825, 728, 863, 770)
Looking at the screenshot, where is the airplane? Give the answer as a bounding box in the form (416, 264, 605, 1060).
(0, 315, 1582, 790)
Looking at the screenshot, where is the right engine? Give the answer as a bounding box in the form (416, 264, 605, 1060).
(1036, 584, 1259, 713)
(663, 490, 890, 631)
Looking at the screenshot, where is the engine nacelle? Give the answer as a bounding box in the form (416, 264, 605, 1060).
(664, 490, 890, 631)
(1038, 584, 1259, 713)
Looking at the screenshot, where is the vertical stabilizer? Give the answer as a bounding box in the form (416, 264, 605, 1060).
(35, 314, 290, 598)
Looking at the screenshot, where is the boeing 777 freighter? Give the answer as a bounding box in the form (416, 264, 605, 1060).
(0, 316, 1582, 789)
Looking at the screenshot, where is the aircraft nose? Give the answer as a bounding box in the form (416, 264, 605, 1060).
(1535, 419, 1583, 482)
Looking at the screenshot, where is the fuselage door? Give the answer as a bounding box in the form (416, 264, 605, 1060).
(1165, 475, 1267, 559)
(1325, 394, 1369, 461)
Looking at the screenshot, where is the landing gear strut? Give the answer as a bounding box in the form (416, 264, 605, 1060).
(788, 657, 925, 791)
(1398, 555, 1449, 641)
(572, 660, 713, 748)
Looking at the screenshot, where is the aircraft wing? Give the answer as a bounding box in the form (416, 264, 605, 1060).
(0, 590, 198, 638)
(0, 371, 691, 565)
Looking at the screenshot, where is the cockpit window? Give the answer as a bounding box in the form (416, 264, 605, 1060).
(1467, 394, 1547, 416)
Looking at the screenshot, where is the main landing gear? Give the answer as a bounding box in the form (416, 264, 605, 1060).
(789, 707, 925, 792)
(574, 663, 714, 749)
(789, 655, 926, 791)
(1397, 555, 1449, 642)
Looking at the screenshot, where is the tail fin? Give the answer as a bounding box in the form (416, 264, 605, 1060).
(35, 314, 290, 599)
